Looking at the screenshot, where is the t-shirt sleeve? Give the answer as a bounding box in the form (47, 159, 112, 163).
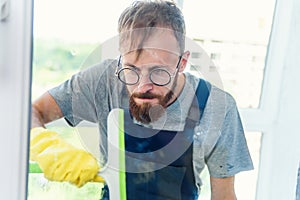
(48, 72, 97, 126)
(205, 99, 254, 178)
(48, 60, 115, 127)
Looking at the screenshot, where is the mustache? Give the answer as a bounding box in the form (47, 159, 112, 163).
(131, 92, 161, 99)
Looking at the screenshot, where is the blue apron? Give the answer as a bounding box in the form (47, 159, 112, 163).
(123, 110, 198, 200)
(102, 79, 211, 200)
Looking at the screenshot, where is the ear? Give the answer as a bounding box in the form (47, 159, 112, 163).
(178, 51, 190, 72)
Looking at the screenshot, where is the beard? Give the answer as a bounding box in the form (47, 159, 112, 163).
(129, 90, 174, 124)
(129, 77, 178, 124)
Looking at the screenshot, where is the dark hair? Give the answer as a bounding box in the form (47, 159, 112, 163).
(118, 0, 186, 55)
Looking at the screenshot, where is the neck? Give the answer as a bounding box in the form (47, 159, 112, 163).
(166, 73, 186, 106)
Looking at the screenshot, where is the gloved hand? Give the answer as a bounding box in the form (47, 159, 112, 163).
(30, 127, 103, 187)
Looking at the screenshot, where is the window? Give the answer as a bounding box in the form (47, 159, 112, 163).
(182, 0, 275, 108)
(29, 0, 275, 199)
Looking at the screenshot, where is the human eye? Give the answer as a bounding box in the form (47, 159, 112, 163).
(122, 67, 137, 76)
(154, 68, 167, 75)
(150, 68, 171, 86)
(151, 68, 170, 78)
(118, 66, 139, 85)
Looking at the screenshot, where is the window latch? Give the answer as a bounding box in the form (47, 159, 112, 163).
(0, 0, 10, 22)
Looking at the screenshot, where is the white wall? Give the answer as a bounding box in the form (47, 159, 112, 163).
(0, 0, 32, 199)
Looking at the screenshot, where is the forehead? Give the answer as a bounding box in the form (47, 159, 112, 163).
(119, 27, 181, 56)
(122, 49, 179, 67)
(143, 30, 180, 54)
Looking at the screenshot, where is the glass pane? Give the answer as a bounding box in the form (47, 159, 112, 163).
(32, 0, 134, 99)
(31, 0, 265, 198)
(27, 126, 104, 200)
(30, 0, 133, 198)
(182, 0, 276, 108)
(27, 175, 103, 200)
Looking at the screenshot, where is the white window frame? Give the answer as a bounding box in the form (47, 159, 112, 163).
(0, 0, 32, 199)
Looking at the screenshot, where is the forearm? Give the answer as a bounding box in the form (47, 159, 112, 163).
(31, 105, 46, 128)
(31, 92, 63, 128)
(211, 191, 237, 200)
(210, 176, 237, 200)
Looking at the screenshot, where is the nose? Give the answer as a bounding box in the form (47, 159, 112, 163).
(136, 73, 153, 93)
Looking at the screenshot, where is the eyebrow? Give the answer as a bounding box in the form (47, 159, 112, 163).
(123, 62, 170, 71)
(123, 62, 137, 68)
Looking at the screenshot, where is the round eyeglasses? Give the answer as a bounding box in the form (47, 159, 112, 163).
(115, 55, 182, 86)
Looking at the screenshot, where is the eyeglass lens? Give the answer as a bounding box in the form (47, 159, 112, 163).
(118, 68, 171, 86)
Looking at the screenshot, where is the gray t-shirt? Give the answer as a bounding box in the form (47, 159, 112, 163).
(49, 59, 253, 192)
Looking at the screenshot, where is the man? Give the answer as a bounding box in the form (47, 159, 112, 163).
(31, 0, 253, 199)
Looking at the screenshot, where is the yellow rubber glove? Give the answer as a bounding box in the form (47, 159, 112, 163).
(30, 127, 103, 187)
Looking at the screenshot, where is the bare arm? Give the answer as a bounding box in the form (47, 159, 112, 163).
(31, 92, 63, 128)
(210, 176, 237, 200)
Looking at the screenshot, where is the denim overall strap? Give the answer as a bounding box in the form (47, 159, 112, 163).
(187, 79, 211, 123)
(196, 79, 211, 112)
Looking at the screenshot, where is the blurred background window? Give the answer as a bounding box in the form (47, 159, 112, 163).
(182, 0, 275, 108)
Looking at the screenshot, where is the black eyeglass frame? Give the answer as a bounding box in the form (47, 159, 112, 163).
(115, 55, 182, 86)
